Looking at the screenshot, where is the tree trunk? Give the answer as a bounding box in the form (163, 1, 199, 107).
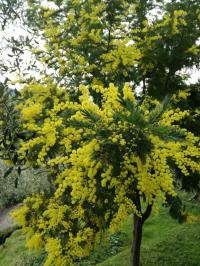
(130, 199, 152, 266)
(130, 214, 143, 266)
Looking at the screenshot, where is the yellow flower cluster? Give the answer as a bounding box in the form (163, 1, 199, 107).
(162, 108, 189, 126)
(172, 10, 187, 34)
(27, 233, 43, 251)
(21, 102, 43, 121)
(101, 40, 141, 74)
(186, 213, 198, 224)
(187, 44, 200, 55)
(44, 238, 70, 266)
(123, 83, 136, 102)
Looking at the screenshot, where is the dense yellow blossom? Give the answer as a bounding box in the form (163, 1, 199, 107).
(13, 82, 200, 265)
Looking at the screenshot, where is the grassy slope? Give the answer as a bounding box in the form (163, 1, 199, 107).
(0, 230, 27, 266)
(98, 202, 200, 266)
(0, 230, 44, 266)
(0, 198, 199, 266)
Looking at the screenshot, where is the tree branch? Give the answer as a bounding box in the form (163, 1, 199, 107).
(142, 204, 152, 224)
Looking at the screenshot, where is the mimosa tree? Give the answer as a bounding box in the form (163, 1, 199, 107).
(13, 82, 200, 266)
(10, 0, 200, 266)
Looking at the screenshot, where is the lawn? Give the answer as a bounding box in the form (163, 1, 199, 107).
(98, 194, 200, 266)
(0, 230, 45, 266)
(98, 208, 200, 266)
(0, 195, 199, 266)
(0, 230, 27, 266)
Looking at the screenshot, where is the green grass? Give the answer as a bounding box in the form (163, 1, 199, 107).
(0, 230, 27, 266)
(98, 199, 200, 266)
(0, 195, 200, 266)
(0, 230, 45, 266)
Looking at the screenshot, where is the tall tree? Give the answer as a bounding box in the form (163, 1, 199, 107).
(13, 83, 200, 266)
(9, 1, 200, 266)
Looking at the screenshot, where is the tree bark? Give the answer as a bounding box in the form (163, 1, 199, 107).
(130, 201, 152, 266)
(130, 214, 143, 266)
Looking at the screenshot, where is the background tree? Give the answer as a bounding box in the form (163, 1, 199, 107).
(0, 80, 51, 210)
(25, 0, 200, 90)
(0, 81, 22, 179)
(0, 0, 50, 199)
(0, 0, 43, 84)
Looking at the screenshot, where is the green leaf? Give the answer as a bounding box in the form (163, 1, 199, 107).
(150, 125, 185, 141)
(148, 95, 171, 124)
(118, 96, 135, 112)
(114, 108, 146, 128)
(81, 109, 100, 123)
(67, 119, 92, 129)
(166, 195, 187, 223)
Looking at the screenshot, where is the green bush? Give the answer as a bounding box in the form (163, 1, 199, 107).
(78, 231, 127, 266)
(0, 161, 50, 210)
(12, 251, 46, 266)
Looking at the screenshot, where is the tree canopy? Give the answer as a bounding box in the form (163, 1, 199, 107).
(26, 0, 200, 96)
(13, 82, 200, 266)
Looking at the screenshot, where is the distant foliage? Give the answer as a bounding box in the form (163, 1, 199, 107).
(0, 160, 49, 210)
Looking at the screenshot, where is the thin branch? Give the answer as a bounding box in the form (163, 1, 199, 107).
(142, 204, 152, 224)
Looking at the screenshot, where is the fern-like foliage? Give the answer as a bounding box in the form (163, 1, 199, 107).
(81, 109, 101, 123)
(66, 119, 92, 129)
(147, 95, 171, 124)
(114, 98, 146, 128)
(149, 125, 185, 141)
